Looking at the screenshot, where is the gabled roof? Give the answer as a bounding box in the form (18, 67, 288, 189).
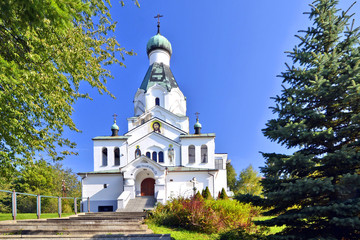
(126, 116, 187, 136)
(140, 62, 179, 92)
(120, 155, 166, 173)
(128, 131, 180, 148)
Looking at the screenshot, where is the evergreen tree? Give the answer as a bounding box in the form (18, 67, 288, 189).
(202, 187, 213, 200)
(261, 1, 360, 239)
(226, 162, 237, 191)
(219, 188, 229, 200)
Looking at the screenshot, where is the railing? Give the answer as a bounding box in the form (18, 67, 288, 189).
(0, 190, 90, 220)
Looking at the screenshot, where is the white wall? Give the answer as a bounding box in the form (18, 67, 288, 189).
(82, 174, 123, 200)
(93, 140, 128, 171)
(180, 137, 215, 169)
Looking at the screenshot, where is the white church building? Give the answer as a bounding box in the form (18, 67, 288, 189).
(78, 27, 229, 212)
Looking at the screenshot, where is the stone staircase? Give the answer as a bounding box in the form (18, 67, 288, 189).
(118, 197, 156, 212)
(0, 212, 170, 240)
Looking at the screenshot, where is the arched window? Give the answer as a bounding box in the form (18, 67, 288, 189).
(102, 148, 108, 166)
(146, 152, 151, 158)
(114, 147, 120, 166)
(152, 151, 157, 162)
(189, 145, 195, 163)
(158, 151, 164, 163)
(201, 145, 208, 163)
(155, 97, 160, 106)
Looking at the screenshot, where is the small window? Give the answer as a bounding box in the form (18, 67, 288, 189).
(152, 151, 157, 162)
(104, 184, 108, 188)
(146, 152, 151, 158)
(155, 97, 160, 106)
(159, 151, 164, 163)
(201, 145, 208, 163)
(114, 147, 120, 166)
(215, 159, 223, 169)
(102, 148, 108, 166)
(188, 145, 195, 163)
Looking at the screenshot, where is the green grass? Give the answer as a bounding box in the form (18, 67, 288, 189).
(0, 213, 75, 221)
(253, 216, 286, 234)
(146, 220, 219, 240)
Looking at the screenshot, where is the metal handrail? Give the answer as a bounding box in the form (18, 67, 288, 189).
(0, 189, 83, 220)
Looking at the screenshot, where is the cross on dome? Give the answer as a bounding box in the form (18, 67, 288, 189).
(154, 14, 163, 34)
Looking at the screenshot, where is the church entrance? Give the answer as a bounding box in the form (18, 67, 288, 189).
(141, 178, 155, 196)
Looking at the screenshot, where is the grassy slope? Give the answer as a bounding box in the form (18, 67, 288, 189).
(146, 220, 219, 240)
(0, 213, 75, 221)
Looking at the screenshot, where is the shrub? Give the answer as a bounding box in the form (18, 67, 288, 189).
(150, 196, 262, 234)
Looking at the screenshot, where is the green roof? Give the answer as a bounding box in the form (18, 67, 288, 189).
(167, 167, 218, 172)
(179, 133, 216, 138)
(140, 62, 179, 92)
(77, 169, 120, 175)
(111, 122, 119, 130)
(92, 136, 130, 140)
(146, 33, 172, 56)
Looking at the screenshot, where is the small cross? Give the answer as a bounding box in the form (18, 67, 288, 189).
(154, 14, 163, 34)
(113, 113, 118, 122)
(195, 112, 200, 120)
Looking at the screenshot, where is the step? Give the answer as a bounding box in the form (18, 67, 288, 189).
(0, 233, 171, 240)
(0, 224, 147, 231)
(0, 229, 150, 235)
(4, 221, 143, 226)
(68, 217, 144, 221)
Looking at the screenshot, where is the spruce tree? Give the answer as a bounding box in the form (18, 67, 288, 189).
(260, 1, 360, 239)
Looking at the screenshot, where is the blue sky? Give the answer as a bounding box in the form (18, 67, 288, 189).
(60, 0, 360, 176)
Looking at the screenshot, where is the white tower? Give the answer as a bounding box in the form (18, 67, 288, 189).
(133, 33, 187, 118)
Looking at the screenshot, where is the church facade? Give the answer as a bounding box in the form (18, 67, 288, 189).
(78, 30, 229, 212)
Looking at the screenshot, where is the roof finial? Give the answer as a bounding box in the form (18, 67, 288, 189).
(111, 113, 119, 136)
(195, 112, 200, 122)
(112, 113, 118, 123)
(194, 112, 202, 135)
(154, 14, 163, 34)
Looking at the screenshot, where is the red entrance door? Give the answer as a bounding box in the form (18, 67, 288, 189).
(141, 178, 155, 196)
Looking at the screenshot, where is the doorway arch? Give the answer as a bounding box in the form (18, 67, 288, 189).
(141, 178, 155, 196)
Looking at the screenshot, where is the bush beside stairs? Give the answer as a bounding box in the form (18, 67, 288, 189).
(0, 212, 171, 240)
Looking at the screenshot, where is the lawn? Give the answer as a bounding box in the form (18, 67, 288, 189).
(0, 213, 76, 221)
(253, 216, 286, 234)
(146, 220, 220, 240)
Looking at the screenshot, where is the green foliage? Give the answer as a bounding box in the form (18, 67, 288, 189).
(201, 186, 213, 200)
(260, 0, 360, 239)
(194, 191, 203, 201)
(236, 165, 263, 195)
(150, 197, 262, 234)
(0, 0, 138, 177)
(0, 160, 80, 213)
(218, 188, 229, 200)
(226, 162, 237, 191)
(235, 194, 265, 207)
